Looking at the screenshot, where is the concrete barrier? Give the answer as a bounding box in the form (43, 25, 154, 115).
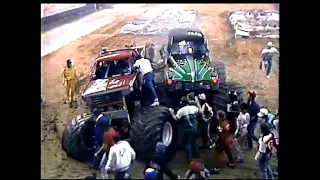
(41, 4, 114, 33)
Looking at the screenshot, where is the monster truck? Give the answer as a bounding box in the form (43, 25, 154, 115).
(157, 28, 228, 109)
(62, 47, 179, 162)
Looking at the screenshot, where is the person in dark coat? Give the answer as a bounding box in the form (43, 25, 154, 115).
(246, 91, 260, 150)
(91, 108, 112, 170)
(144, 142, 180, 180)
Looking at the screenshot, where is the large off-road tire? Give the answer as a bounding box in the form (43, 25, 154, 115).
(62, 114, 95, 162)
(129, 106, 179, 162)
(212, 82, 229, 111)
(212, 61, 227, 83)
(212, 82, 245, 111)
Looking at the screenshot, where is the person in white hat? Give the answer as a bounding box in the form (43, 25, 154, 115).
(197, 93, 214, 149)
(261, 41, 278, 78)
(257, 108, 275, 124)
(258, 108, 279, 177)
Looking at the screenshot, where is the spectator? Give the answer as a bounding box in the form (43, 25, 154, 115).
(254, 123, 274, 179)
(261, 41, 279, 78)
(246, 91, 260, 150)
(234, 102, 250, 163)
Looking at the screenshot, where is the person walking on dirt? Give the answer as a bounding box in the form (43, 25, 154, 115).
(233, 102, 250, 163)
(261, 41, 278, 78)
(62, 59, 78, 107)
(254, 123, 275, 179)
(104, 132, 136, 179)
(247, 91, 260, 150)
(134, 54, 159, 106)
(258, 108, 279, 176)
(169, 96, 200, 163)
(185, 160, 210, 179)
(197, 93, 214, 150)
(210, 110, 235, 174)
(144, 142, 180, 180)
(92, 108, 112, 170)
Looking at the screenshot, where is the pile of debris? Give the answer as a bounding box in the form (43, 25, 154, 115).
(228, 10, 279, 39)
(120, 8, 198, 35)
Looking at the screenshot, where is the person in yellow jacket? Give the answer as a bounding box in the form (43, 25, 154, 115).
(62, 59, 78, 107)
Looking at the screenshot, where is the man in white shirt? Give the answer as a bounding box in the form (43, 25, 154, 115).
(169, 97, 200, 162)
(133, 54, 159, 106)
(254, 123, 274, 179)
(104, 132, 136, 179)
(261, 41, 279, 78)
(233, 102, 250, 163)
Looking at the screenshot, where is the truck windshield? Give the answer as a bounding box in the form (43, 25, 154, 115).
(95, 59, 131, 79)
(170, 41, 206, 55)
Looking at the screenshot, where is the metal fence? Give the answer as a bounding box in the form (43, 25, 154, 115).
(41, 4, 114, 33)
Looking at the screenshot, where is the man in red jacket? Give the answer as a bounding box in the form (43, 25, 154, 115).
(210, 110, 235, 174)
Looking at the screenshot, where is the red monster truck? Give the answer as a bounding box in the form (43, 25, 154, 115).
(62, 47, 179, 163)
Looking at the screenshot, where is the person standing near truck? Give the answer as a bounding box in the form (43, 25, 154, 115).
(144, 142, 180, 180)
(247, 91, 260, 150)
(104, 132, 136, 179)
(133, 54, 159, 106)
(197, 93, 214, 149)
(210, 110, 235, 174)
(91, 108, 112, 170)
(169, 96, 200, 163)
(62, 59, 78, 107)
(99, 127, 118, 179)
(233, 102, 250, 163)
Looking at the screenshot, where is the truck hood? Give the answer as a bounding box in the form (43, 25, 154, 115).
(82, 74, 136, 97)
(168, 55, 214, 82)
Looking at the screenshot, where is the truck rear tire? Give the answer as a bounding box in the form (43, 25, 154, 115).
(129, 106, 178, 162)
(213, 61, 227, 83)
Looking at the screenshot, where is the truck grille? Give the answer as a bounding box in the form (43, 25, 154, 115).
(184, 82, 211, 90)
(91, 91, 123, 106)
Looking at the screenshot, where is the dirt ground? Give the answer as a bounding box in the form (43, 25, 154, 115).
(41, 4, 279, 179)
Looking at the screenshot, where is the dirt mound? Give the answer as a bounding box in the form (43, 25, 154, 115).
(41, 4, 279, 178)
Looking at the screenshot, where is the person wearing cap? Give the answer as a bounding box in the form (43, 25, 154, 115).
(261, 41, 279, 78)
(197, 93, 214, 149)
(246, 91, 260, 150)
(104, 133, 135, 179)
(169, 96, 200, 163)
(233, 102, 250, 163)
(133, 54, 159, 106)
(254, 123, 274, 179)
(257, 108, 275, 124)
(257, 108, 279, 176)
(227, 90, 241, 135)
(62, 59, 78, 107)
(144, 142, 179, 180)
(210, 110, 235, 174)
(91, 108, 112, 170)
(185, 160, 210, 179)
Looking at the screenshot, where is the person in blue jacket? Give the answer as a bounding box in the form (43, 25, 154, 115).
(144, 142, 179, 180)
(91, 108, 112, 170)
(246, 91, 260, 150)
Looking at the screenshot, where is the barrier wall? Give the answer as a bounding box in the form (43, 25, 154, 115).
(41, 4, 113, 33)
